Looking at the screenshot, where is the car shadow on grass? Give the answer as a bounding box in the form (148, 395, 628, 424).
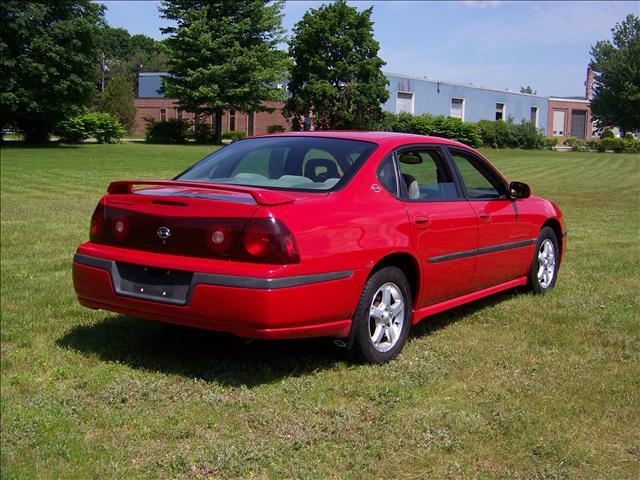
(57, 289, 524, 386)
(56, 315, 348, 387)
(409, 289, 522, 339)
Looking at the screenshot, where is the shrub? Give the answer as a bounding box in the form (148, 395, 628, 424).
(601, 129, 615, 139)
(476, 119, 544, 150)
(222, 130, 246, 142)
(564, 136, 585, 152)
(56, 112, 124, 144)
(510, 120, 546, 150)
(622, 136, 640, 153)
(55, 116, 90, 143)
(477, 120, 515, 148)
(266, 124, 286, 134)
(376, 113, 482, 147)
(544, 137, 559, 150)
(145, 118, 190, 144)
(192, 122, 215, 144)
(599, 137, 625, 153)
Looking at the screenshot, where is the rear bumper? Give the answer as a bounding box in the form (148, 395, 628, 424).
(73, 253, 364, 340)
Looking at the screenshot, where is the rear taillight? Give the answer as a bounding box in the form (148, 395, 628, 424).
(89, 204, 105, 241)
(240, 218, 300, 264)
(112, 218, 129, 241)
(89, 203, 300, 264)
(205, 225, 234, 256)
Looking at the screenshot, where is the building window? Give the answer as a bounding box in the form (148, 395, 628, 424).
(160, 109, 166, 122)
(396, 92, 414, 114)
(495, 103, 505, 121)
(450, 98, 464, 120)
(229, 110, 236, 131)
(552, 110, 565, 137)
(530, 107, 539, 127)
(175, 108, 183, 120)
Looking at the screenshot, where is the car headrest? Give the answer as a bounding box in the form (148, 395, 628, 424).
(402, 173, 420, 200)
(304, 158, 340, 182)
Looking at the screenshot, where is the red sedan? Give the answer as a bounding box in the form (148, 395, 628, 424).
(73, 132, 566, 363)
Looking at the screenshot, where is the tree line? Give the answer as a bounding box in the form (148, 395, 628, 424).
(1, 1, 638, 144)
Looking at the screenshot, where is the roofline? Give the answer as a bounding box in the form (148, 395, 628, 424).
(549, 97, 590, 104)
(383, 71, 548, 99)
(137, 71, 588, 103)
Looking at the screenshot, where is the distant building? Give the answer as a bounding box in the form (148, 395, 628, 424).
(133, 69, 594, 140)
(383, 72, 549, 132)
(132, 72, 291, 136)
(547, 67, 594, 140)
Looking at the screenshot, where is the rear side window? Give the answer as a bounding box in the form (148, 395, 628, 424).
(178, 137, 377, 191)
(377, 156, 398, 196)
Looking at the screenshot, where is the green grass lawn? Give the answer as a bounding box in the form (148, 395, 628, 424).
(1, 143, 639, 479)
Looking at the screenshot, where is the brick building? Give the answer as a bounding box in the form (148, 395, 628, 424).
(546, 67, 594, 140)
(132, 72, 291, 136)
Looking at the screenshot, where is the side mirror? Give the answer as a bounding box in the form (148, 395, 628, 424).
(510, 181, 531, 199)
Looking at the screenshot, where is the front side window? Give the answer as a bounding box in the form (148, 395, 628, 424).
(449, 150, 507, 200)
(396, 149, 459, 201)
(177, 136, 377, 192)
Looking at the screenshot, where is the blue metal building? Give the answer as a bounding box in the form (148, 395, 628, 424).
(138, 72, 165, 98)
(383, 72, 548, 132)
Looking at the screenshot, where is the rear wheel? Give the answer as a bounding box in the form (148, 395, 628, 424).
(352, 267, 411, 364)
(528, 227, 559, 294)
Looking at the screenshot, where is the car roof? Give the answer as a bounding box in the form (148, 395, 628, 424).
(253, 130, 470, 148)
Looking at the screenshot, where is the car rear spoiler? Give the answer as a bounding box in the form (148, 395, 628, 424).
(107, 180, 295, 206)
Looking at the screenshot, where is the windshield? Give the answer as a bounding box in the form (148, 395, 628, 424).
(176, 136, 378, 191)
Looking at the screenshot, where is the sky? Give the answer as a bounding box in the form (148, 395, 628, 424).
(101, 0, 639, 97)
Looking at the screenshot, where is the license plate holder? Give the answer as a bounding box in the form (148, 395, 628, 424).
(113, 262, 193, 305)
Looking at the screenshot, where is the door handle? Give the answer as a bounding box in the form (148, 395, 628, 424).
(478, 211, 491, 222)
(414, 214, 430, 228)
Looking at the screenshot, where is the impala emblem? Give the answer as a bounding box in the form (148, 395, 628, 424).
(157, 226, 171, 240)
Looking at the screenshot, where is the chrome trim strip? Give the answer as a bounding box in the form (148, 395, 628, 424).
(73, 253, 353, 291)
(428, 239, 535, 264)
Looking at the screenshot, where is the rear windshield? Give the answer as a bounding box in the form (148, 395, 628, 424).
(176, 136, 378, 191)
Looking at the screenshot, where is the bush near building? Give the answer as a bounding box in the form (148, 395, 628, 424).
(222, 130, 247, 142)
(477, 119, 546, 150)
(55, 112, 124, 144)
(378, 112, 482, 147)
(144, 118, 190, 144)
(564, 135, 640, 153)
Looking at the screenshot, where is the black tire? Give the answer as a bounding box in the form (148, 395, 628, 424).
(528, 226, 560, 294)
(352, 266, 412, 364)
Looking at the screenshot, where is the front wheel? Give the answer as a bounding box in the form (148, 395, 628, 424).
(528, 227, 560, 294)
(352, 267, 412, 364)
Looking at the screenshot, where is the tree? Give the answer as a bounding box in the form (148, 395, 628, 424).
(0, 0, 104, 143)
(590, 13, 640, 134)
(284, 0, 389, 130)
(160, 0, 289, 144)
(520, 85, 537, 95)
(98, 74, 136, 133)
(98, 25, 168, 92)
